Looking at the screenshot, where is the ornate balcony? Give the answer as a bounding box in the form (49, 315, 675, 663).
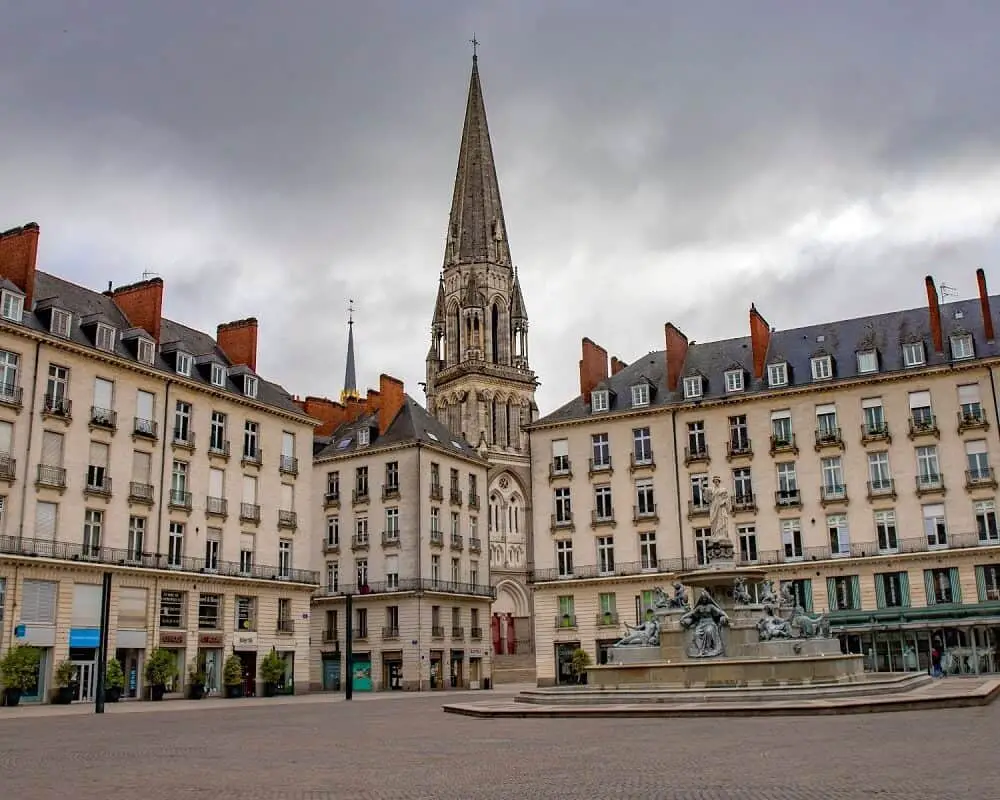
(769, 434, 798, 456)
(684, 445, 710, 466)
(860, 422, 891, 446)
(814, 428, 844, 451)
(908, 415, 940, 439)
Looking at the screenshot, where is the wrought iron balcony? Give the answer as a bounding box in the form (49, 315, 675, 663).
(958, 408, 989, 433)
(867, 479, 896, 500)
(381, 483, 400, 501)
(451, 626, 465, 639)
(172, 428, 196, 450)
(915, 473, 945, 495)
(726, 439, 753, 460)
(352, 488, 370, 505)
(206, 496, 228, 517)
(468, 493, 480, 510)
(684, 445, 710, 465)
(450, 488, 463, 506)
(814, 427, 844, 450)
(554, 614, 577, 629)
(382, 626, 400, 640)
(429, 483, 444, 501)
(769, 434, 798, 456)
(629, 452, 655, 472)
(774, 489, 801, 509)
(279, 455, 299, 476)
(0, 454, 16, 482)
(548, 460, 572, 481)
(596, 611, 620, 626)
(450, 534, 464, 551)
(687, 500, 709, 518)
(239, 502, 260, 523)
(381, 530, 400, 546)
(278, 509, 298, 529)
(129, 482, 154, 504)
(860, 422, 891, 445)
(732, 493, 757, 513)
(89, 406, 117, 431)
(241, 448, 263, 467)
(633, 504, 658, 522)
(0, 382, 23, 409)
(431, 626, 445, 638)
(208, 439, 230, 459)
(324, 491, 341, 509)
(469, 537, 482, 553)
(430, 530, 444, 546)
(908, 414, 940, 439)
(966, 468, 998, 490)
(42, 393, 71, 418)
(587, 457, 613, 477)
(169, 489, 193, 510)
(550, 513, 574, 531)
(590, 508, 616, 528)
(36, 464, 66, 490)
(84, 472, 112, 497)
(351, 534, 370, 551)
(133, 417, 158, 439)
(819, 484, 848, 506)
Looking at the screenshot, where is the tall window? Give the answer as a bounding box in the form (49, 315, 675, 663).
(690, 474, 709, 509)
(591, 433, 610, 468)
(738, 524, 758, 563)
(171, 461, 188, 502)
(554, 487, 572, 523)
(694, 527, 711, 565)
(875, 509, 898, 553)
(687, 421, 706, 455)
(173, 401, 192, 444)
(210, 411, 227, 452)
(168, 522, 184, 567)
(923, 504, 947, 548)
(127, 515, 145, 560)
(975, 500, 999, 544)
(278, 540, 292, 578)
(556, 540, 573, 577)
(729, 415, 750, 451)
(821, 456, 845, 497)
(239, 534, 254, 573)
(966, 440, 990, 480)
(776, 463, 797, 503)
(596, 536, 615, 575)
(733, 468, 753, 501)
(908, 391, 934, 429)
(594, 485, 613, 520)
(243, 420, 260, 459)
(958, 383, 984, 422)
(83, 509, 103, 555)
(915, 445, 941, 488)
(861, 398, 886, 435)
(771, 411, 792, 446)
(0, 350, 19, 401)
(632, 427, 652, 463)
(386, 554, 399, 588)
(639, 531, 657, 570)
(635, 479, 655, 516)
(385, 461, 399, 490)
(827, 514, 849, 556)
(205, 528, 221, 571)
(781, 518, 803, 560)
(46, 364, 69, 406)
(867, 452, 891, 492)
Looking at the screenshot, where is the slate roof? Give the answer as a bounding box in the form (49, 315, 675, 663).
(536, 294, 1000, 427)
(315, 395, 484, 463)
(15, 271, 306, 417)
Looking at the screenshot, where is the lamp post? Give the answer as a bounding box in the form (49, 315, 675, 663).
(95, 571, 112, 714)
(344, 592, 353, 700)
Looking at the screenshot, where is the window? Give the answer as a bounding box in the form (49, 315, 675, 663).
(210, 362, 226, 388)
(326, 471, 340, 499)
(729, 414, 750, 452)
(210, 411, 227, 452)
(776, 462, 798, 503)
(631, 383, 649, 408)
(635, 479, 655, 516)
(690, 473, 709, 509)
(0, 290, 23, 322)
(687, 421, 706, 457)
(815, 404, 838, 438)
(386, 554, 399, 589)
(450, 511, 459, 537)
(355, 516, 369, 545)
(243, 420, 259, 459)
(385, 461, 399, 490)
(767, 362, 788, 388)
(357, 427, 370, 446)
(861, 397, 886, 436)
(136, 338, 155, 365)
(159, 590, 184, 628)
(810, 355, 832, 381)
(908, 390, 934, 429)
(83, 508, 103, 555)
(450, 557, 460, 583)
(171, 460, 188, 499)
(594, 485, 613, 520)
(738, 524, 758, 563)
(821, 456, 845, 498)
(975, 500, 999, 544)
(923, 504, 947, 548)
(355, 608, 368, 638)
(244, 375, 258, 399)
(429, 507, 440, 533)
(591, 389, 609, 412)
(951, 334, 974, 360)
(326, 516, 339, 547)
(683, 376, 702, 399)
(781, 518, 803, 560)
(639, 531, 657, 570)
(856, 350, 878, 374)
(902, 341, 925, 368)
(278, 539, 292, 578)
(198, 594, 221, 629)
(828, 514, 850, 556)
(325, 561, 339, 593)
(470, 561, 479, 586)
(430, 554, 440, 581)
(205, 528, 220, 571)
(828, 576, 860, 611)
(239, 533, 254, 573)
(135, 390, 155, 436)
(127, 515, 145, 560)
(87, 440, 109, 491)
(551, 439, 569, 473)
(173, 400, 192, 444)
(591, 433, 610, 468)
(175, 351, 192, 376)
(782, 579, 813, 612)
(0, 349, 19, 401)
(874, 509, 898, 553)
(355, 466, 368, 497)
(979, 564, 1000, 602)
(770, 410, 792, 447)
(724, 369, 744, 393)
(732, 467, 753, 502)
(867, 451, 892, 492)
(50, 308, 72, 337)
(597, 535, 615, 575)
(632, 427, 652, 464)
(925, 568, 959, 605)
(95, 324, 116, 352)
(556, 540, 573, 577)
(875, 571, 909, 608)
(45, 364, 69, 412)
(694, 527, 711, 566)
(915, 445, 941, 488)
(167, 522, 184, 567)
(958, 384, 984, 422)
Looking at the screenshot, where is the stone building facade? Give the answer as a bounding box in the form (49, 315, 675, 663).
(0, 222, 319, 702)
(528, 270, 1000, 686)
(424, 55, 538, 678)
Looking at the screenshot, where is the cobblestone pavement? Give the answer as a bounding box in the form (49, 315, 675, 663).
(1, 691, 998, 799)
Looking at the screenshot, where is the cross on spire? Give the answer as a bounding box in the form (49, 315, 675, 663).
(348, 298, 355, 326)
(469, 35, 479, 61)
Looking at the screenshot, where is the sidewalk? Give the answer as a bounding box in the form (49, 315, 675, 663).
(0, 683, 536, 719)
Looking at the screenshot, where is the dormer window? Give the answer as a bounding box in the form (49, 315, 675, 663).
(50, 309, 72, 338)
(630, 383, 649, 408)
(683, 376, 702, 400)
(210, 363, 226, 388)
(767, 362, 788, 388)
(724, 369, 744, 393)
(856, 349, 878, 374)
(243, 375, 258, 399)
(136, 338, 155, 366)
(175, 351, 192, 377)
(902, 341, 925, 368)
(951, 334, 974, 360)
(591, 390, 609, 413)
(95, 323, 116, 352)
(357, 427, 370, 446)
(811, 355, 832, 381)
(0, 290, 23, 322)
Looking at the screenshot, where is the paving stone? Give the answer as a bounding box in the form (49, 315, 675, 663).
(0, 690, 997, 799)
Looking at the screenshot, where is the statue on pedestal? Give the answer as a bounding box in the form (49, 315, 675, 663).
(679, 589, 730, 658)
(757, 606, 792, 641)
(704, 476, 735, 562)
(652, 583, 689, 611)
(613, 617, 661, 647)
(732, 576, 753, 606)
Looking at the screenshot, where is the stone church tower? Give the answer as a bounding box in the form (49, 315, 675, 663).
(425, 54, 537, 675)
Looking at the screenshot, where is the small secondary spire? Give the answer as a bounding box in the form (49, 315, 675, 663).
(341, 298, 360, 402)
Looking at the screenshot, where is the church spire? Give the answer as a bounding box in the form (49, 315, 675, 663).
(443, 52, 510, 268)
(340, 300, 360, 403)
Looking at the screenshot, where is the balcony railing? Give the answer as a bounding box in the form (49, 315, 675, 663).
(381, 483, 400, 501)
(450, 488, 463, 506)
(861, 422, 891, 445)
(966, 468, 998, 489)
(353, 629, 369, 641)
(470, 626, 484, 639)
(382, 626, 400, 640)
(431, 626, 445, 638)
(687, 500, 709, 518)
(42, 394, 71, 418)
(208, 440, 230, 458)
(241, 448, 263, 467)
(279, 455, 299, 476)
(0, 454, 16, 482)
(820, 484, 848, 505)
(172, 429, 196, 449)
(908, 414, 939, 439)
(206, 496, 228, 517)
(596, 611, 620, 626)
(726, 439, 753, 460)
(169, 489, 193, 510)
(89, 406, 117, 430)
(84, 472, 112, 497)
(36, 464, 66, 489)
(450, 534, 464, 550)
(133, 417, 158, 439)
(554, 614, 577, 629)
(239, 502, 260, 523)
(633, 504, 658, 522)
(769, 434, 798, 456)
(0, 383, 23, 408)
(548, 461, 572, 481)
(322, 629, 338, 644)
(732, 493, 757, 513)
(278, 510, 298, 529)
(324, 491, 341, 508)
(276, 619, 295, 635)
(814, 428, 843, 450)
(550, 513, 574, 531)
(0, 534, 320, 583)
(381, 530, 400, 546)
(591, 508, 615, 527)
(128, 482, 154, 504)
(867, 479, 896, 500)
(451, 626, 464, 639)
(958, 408, 989, 433)
(351, 534, 370, 551)
(915, 473, 945, 494)
(684, 445, 709, 465)
(774, 489, 801, 508)
(629, 452, 655, 471)
(323, 539, 340, 554)
(313, 578, 496, 600)
(429, 483, 444, 501)
(430, 530, 443, 546)
(468, 493, 480, 510)
(588, 457, 613, 477)
(353, 488, 370, 505)
(469, 537, 481, 553)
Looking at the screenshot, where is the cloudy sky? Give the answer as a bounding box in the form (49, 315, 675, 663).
(2, 1, 999, 413)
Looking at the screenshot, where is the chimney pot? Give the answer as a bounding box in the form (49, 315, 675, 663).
(925, 276, 944, 353)
(579, 338, 609, 403)
(0, 222, 40, 310)
(664, 323, 689, 392)
(216, 317, 259, 371)
(749, 305, 772, 381)
(977, 268, 995, 342)
(109, 277, 165, 343)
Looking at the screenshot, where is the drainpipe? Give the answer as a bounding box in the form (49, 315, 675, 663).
(15, 339, 43, 545)
(154, 381, 174, 556)
(671, 409, 685, 563)
(416, 442, 423, 690)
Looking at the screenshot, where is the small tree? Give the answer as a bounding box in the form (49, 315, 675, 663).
(144, 649, 178, 687)
(0, 645, 41, 691)
(569, 648, 591, 684)
(259, 649, 285, 686)
(105, 658, 126, 690)
(223, 654, 244, 687)
(53, 660, 76, 688)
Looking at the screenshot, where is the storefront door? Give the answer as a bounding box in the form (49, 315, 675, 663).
(351, 654, 372, 692)
(556, 642, 579, 686)
(469, 657, 481, 689)
(115, 648, 143, 699)
(321, 656, 341, 691)
(72, 662, 96, 702)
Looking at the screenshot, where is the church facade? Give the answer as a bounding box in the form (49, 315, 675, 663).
(424, 55, 538, 675)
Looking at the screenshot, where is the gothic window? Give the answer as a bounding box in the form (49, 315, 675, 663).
(508, 495, 521, 534)
(490, 398, 498, 444)
(452, 304, 461, 364)
(506, 399, 513, 446)
(491, 303, 501, 363)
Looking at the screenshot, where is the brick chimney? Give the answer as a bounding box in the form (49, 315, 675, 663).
(0, 222, 40, 311)
(664, 323, 689, 392)
(925, 276, 943, 354)
(578, 338, 609, 403)
(217, 318, 258, 371)
(977, 268, 995, 342)
(749, 304, 771, 380)
(377, 374, 406, 435)
(108, 278, 164, 342)
(610, 356, 627, 376)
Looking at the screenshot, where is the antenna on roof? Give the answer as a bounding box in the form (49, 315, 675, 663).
(141, 270, 161, 281)
(939, 283, 958, 300)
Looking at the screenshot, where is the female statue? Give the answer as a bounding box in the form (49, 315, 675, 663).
(679, 589, 730, 658)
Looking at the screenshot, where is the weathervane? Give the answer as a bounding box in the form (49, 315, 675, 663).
(469, 34, 479, 60)
(348, 298, 355, 326)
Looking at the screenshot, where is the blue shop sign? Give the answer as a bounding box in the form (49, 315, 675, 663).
(69, 628, 101, 648)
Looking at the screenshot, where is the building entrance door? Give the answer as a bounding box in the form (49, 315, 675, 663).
(73, 662, 96, 702)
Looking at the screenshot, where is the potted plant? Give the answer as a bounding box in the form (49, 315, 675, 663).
(0, 644, 41, 706)
(143, 649, 177, 701)
(51, 660, 76, 704)
(223, 653, 244, 698)
(105, 658, 125, 703)
(187, 659, 207, 700)
(259, 649, 285, 697)
(569, 647, 591, 685)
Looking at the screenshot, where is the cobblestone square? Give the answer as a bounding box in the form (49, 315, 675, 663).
(1, 691, 998, 799)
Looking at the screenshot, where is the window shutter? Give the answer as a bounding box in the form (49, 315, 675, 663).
(89, 441, 109, 468)
(33, 502, 57, 542)
(850, 576, 862, 610)
(899, 571, 910, 607)
(21, 579, 57, 624)
(132, 450, 151, 483)
(0, 421, 12, 453)
(117, 587, 148, 629)
(803, 579, 813, 613)
(72, 584, 102, 627)
(41, 431, 63, 465)
(908, 390, 932, 409)
(552, 439, 569, 458)
(923, 570, 936, 606)
(949, 567, 962, 603)
(958, 384, 980, 404)
(874, 574, 886, 609)
(975, 565, 987, 603)
(826, 577, 838, 611)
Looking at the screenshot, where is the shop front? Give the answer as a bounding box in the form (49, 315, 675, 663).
(197, 632, 225, 696)
(157, 630, 186, 696)
(381, 650, 403, 690)
(449, 649, 465, 689)
(11, 624, 54, 703)
(429, 649, 444, 690)
(555, 641, 581, 686)
(321, 651, 341, 691)
(115, 627, 147, 700)
(840, 622, 1000, 675)
(68, 627, 101, 702)
(469, 647, 484, 689)
(277, 651, 295, 695)
(234, 629, 259, 697)
(351, 652, 372, 692)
